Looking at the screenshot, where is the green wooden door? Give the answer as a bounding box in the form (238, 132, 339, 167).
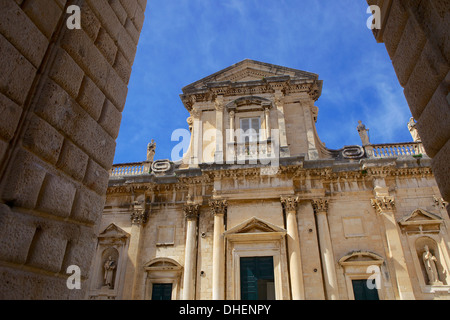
(352, 280, 379, 300)
(151, 283, 173, 300)
(240, 256, 275, 300)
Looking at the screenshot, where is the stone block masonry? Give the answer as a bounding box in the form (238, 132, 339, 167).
(0, 0, 147, 299)
(368, 0, 450, 206)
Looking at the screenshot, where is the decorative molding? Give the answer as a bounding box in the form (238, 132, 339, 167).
(214, 96, 225, 111)
(433, 195, 448, 210)
(339, 251, 384, 267)
(280, 196, 299, 213)
(398, 208, 443, 233)
(131, 201, 148, 225)
(209, 199, 228, 216)
(371, 196, 395, 214)
(311, 198, 329, 213)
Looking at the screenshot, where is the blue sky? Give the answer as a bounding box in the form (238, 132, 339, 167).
(113, 0, 414, 164)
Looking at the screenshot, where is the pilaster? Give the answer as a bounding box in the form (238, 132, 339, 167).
(371, 192, 415, 300)
(122, 200, 148, 300)
(214, 96, 224, 164)
(275, 92, 290, 157)
(311, 198, 339, 300)
(209, 199, 227, 300)
(281, 196, 305, 299)
(182, 203, 200, 300)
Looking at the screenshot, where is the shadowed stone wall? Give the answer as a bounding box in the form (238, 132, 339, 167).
(367, 0, 449, 210)
(0, 0, 146, 299)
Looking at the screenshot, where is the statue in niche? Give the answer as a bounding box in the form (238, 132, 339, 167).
(103, 256, 116, 289)
(407, 117, 421, 142)
(357, 120, 370, 146)
(147, 139, 156, 162)
(422, 245, 443, 285)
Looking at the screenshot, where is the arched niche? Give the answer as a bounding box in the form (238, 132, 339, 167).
(100, 247, 119, 289)
(398, 208, 450, 294)
(415, 236, 448, 287)
(88, 224, 130, 300)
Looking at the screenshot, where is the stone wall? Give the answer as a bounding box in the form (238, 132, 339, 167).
(0, 0, 146, 299)
(367, 0, 450, 207)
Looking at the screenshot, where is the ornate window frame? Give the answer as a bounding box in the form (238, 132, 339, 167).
(224, 217, 290, 300)
(339, 251, 385, 300)
(144, 258, 183, 300)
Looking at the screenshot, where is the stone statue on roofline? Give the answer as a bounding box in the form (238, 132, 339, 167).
(147, 139, 156, 162)
(357, 120, 370, 146)
(408, 117, 421, 142)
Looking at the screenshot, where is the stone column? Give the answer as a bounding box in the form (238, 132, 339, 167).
(209, 199, 227, 300)
(122, 201, 148, 299)
(371, 191, 415, 300)
(229, 109, 235, 142)
(263, 104, 271, 140)
(311, 199, 339, 300)
(281, 196, 305, 300)
(190, 109, 202, 166)
(226, 109, 236, 164)
(182, 203, 200, 300)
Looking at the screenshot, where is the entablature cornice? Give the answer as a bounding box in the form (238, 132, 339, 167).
(106, 163, 434, 196)
(180, 79, 322, 111)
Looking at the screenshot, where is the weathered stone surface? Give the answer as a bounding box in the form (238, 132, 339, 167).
(0, 0, 147, 300)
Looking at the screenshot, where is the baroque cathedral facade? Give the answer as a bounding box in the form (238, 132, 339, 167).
(87, 60, 449, 300)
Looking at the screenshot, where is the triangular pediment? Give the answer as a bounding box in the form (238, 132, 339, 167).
(224, 217, 286, 235)
(98, 223, 130, 239)
(182, 59, 319, 91)
(399, 208, 443, 226)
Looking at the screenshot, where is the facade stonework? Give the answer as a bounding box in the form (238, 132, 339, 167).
(92, 60, 450, 300)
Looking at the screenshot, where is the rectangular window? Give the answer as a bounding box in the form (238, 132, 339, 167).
(351, 279, 379, 300)
(240, 256, 275, 300)
(240, 117, 260, 143)
(151, 283, 173, 300)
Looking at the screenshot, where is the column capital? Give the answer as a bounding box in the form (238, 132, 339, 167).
(371, 196, 395, 214)
(183, 203, 200, 220)
(191, 108, 201, 119)
(311, 198, 329, 214)
(209, 199, 227, 216)
(280, 196, 299, 213)
(131, 201, 148, 225)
